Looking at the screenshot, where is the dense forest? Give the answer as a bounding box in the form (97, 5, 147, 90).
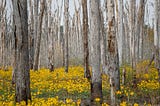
(0, 0, 160, 105)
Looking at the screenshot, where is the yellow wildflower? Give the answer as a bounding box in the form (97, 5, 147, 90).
(95, 98, 101, 102)
(120, 101, 127, 106)
(130, 91, 134, 96)
(66, 98, 73, 104)
(116, 90, 122, 95)
(77, 99, 81, 105)
(134, 103, 139, 106)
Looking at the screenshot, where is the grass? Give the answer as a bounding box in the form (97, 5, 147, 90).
(0, 61, 159, 106)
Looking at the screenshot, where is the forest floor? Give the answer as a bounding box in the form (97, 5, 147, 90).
(0, 60, 159, 106)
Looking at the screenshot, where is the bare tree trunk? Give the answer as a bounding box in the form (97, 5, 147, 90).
(107, 0, 120, 105)
(29, 0, 34, 69)
(64, 0, 69, 72)
(129, 0, 137, 87)
(47, 0, 54, 71)
(82, 0, 91, 80)
(99, 7, 107, 73)
(33, 0, 45, 70)
(12, 0, 31, 104)
(118, 0, 124, 65)
(33, 0, 39, 68)
(154, 0, 160, 82)
(12, 14, 16, 84)
(0, 0, 6, 67)
(136, 0, 145, 61)
(129, 0, 136, 70)
(123, 11, 130, 64)
(90, 0, 102, 105)
(61, 26, 65, 67)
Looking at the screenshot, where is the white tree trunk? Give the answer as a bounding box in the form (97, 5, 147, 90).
(47, 0, 54, 71)
(154, 0, 160, 82)
(129, 0, 136, 69)
(64, 0, 69, 72)
(99, 7, 107, 73)
(135, 0, 145, 61)
(90, 0, 102, 105)
(117, 0, 124, 65)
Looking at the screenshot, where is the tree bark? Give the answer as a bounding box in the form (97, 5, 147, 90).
(64, 0, 69, 72)
(29, 0, 34, 69)
(33, 0, 45, 70)
(107, 0, 120, 105)
(82, 0, 91, 80)
(117, 0, 124, 65)
(129, 0, 136, 70)
(90, 0, 102, 105)
(12, 0, 31, 104)
(0, 0, 6, 67)
(33, 0, 39, 68)
(136, 0, 145, 61)
(154, 0, 160, 82)
(129, 0, 137, 87)
(47, 0, 54, 71)
(100, 7, 107, 74)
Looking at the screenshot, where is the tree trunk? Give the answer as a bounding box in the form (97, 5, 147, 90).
(82, 0, 91, 80)
(117, 0, 124, 65)
(129, 0, 137, 87)
(0, 0, 6, 67)
(100, 7, 107, 73)
(90, 0, 102, 105)
(47, 0, 54, 71)
(33, 0, 45, 70)
(107, 0, 120, 105)
(136, 0, 145, 61)
(12, 0, 31, 104)
(33, 0, 39, 68)
(123, 12, 130, 64)
(29, 0, 34, 69)
(64, 0, 69, 72)
(154, 0, 160, 82)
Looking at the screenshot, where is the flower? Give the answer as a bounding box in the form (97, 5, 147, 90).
(77, 99, 81, 105)
(95, 98, 101, 102)
(134, 103, 139, 106)
(66, 98, 73, 104)
(120, 101, 127, 106)
(130, 91, 134, 96)
(116, 90, 122, 95)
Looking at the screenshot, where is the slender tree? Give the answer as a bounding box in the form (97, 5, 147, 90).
(90, 0, 102, 105)
(64, 0, 69, 72)
(129, 0, 136, 70)
(154, 0, 160, 82)
(117, 0, 124, 65)
(82, 0, 91, 80)
(33, 0, 45, 70)
(100, 6, 107, 73)
(129, 0, 137, 87)
(107, 0, 120, 105)
(47, 0, 54, 71)
(29, 0, 34, 69)
(32, 0, 39, 68)
(12, 0, 31, 103)
(135, 0, 145, 62)
(0, 0, 6, 68)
